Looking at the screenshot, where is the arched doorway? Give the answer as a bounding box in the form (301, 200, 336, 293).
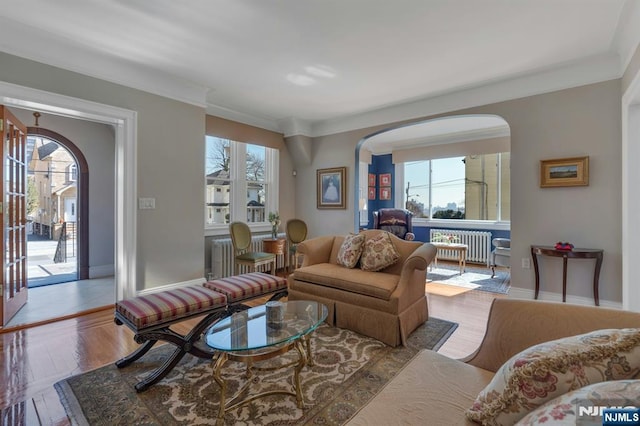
(26, 128, 89, 285)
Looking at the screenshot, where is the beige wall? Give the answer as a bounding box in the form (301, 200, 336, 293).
(290, 80, 622, 303)
(0, 52, 296, 292)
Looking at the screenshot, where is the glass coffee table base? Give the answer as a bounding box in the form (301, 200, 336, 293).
(212, 338, 308, 426)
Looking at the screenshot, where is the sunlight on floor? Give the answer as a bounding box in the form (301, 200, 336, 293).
(6, 277, 115, 328)
(425, 282, 473, 297)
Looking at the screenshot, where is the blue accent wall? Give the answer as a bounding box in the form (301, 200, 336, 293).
(367, 154, 394, 227)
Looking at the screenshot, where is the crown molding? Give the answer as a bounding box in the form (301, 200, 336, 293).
(277, 117, 312, 138)
(309, 53, 622, 138)
(0, 16, 209, 108)
(205, 102, 280, 133)
(612, 0, 640, 72)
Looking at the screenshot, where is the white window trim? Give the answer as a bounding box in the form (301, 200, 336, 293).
(205, 139, 278, 236)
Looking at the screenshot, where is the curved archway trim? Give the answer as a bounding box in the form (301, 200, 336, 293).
(27, 127, 89, 280)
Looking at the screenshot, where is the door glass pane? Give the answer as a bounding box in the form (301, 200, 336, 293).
(205, 136, 232, 224)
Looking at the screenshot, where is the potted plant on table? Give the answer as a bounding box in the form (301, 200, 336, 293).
(268, 211, 281, 239)
(431, 232, 460, 244)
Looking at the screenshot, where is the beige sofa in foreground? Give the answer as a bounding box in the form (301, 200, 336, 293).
(347, 298, 640, 425)
(287, 230, 437, 347)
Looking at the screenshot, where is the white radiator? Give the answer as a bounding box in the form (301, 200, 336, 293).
(429, 229, 492, 266)
(211, 233, 286, 279)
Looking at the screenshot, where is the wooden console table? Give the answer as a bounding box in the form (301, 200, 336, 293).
(530, 245, 603, 306)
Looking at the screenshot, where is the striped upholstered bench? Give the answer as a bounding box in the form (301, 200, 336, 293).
(203, 272, 288, 311)
(114, 272, 287, 392)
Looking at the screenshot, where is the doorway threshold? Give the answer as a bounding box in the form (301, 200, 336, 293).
(3, 277, 114, 330)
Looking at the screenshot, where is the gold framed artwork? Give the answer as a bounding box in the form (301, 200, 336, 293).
(540, 156, 589, 188)
(379, 186, 391, 200)
(368, 186, 376, 200)
(368, 173, 376, 186)
(379, 173, 391, 186)
(317, 167, 346, 209)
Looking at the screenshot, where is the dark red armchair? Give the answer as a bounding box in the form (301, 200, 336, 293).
(372, 208, 415, 241)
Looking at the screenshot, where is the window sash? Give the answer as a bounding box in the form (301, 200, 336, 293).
(205, 137, 278, 231)
(401, 152, 509, 222)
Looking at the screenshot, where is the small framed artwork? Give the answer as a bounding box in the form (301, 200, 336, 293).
(368, 173, 376, 186)
(379, 173, 391, 186)
(379, 186, 391, 200)
(317, 167, 347, 209)
(368, 186, 376, 200)
(540, 156, 589, 188)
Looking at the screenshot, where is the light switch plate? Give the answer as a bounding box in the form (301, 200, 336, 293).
(521, 258, 531, 269)
(138, 197, 156, 210)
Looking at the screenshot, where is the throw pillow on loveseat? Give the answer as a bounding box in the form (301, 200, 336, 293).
(466, 328, 640, 425)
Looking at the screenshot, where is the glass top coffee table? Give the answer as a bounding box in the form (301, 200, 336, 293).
(205, 300, 328, 425)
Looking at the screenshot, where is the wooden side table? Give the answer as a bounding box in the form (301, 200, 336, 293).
(530, 245, 604, 306)
(263, 238, 286, 271)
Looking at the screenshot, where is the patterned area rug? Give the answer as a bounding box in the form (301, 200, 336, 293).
(55, 318, 456, 425)
(427, 263, 510, 294)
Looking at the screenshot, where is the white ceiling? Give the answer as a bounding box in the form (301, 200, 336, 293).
(0, 0, 638, 137)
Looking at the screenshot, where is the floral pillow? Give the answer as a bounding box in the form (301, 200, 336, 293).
(360, 232, 400, 271)
(466, 328, 640, 426)
(516, 380, 640, 425)
(337, 233, 365, 268)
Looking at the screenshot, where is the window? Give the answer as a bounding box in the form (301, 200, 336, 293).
(205, 136, 278, 228)
(67, 164, 77, 182)
(403, 152, 509, 221)
(358, 161, 368, 226)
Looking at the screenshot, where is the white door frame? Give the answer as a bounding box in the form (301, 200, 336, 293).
(622, 72, 640, 312)
(0, 81, 138, 301)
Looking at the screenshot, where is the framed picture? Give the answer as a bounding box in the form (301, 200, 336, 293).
(317, 167, 346, 209)
(368, 173, 376, 186)
(379, 186, 391, 200)
(368, 186, 376, 200)
(540, 156, 589, 188)
(379, 173, 391, 186)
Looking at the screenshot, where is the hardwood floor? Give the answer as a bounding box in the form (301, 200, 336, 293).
(0, 286, 501, 425)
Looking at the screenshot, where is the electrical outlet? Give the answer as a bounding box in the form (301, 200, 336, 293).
(521, 258, 531, 269)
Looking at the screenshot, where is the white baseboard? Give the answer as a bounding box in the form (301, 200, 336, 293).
(507, 287, 622, 309)
(136, 278, 206, 296)
(89, 264, 115, 278)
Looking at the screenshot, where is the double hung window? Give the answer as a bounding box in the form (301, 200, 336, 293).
(205, 136, 278, 228)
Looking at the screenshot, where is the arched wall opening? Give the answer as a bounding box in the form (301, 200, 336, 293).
(353, 114, 511, 236)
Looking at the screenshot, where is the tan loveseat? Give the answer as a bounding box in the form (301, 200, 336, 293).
(287, 229, 437, 347)
(347, 298, 640, 425)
